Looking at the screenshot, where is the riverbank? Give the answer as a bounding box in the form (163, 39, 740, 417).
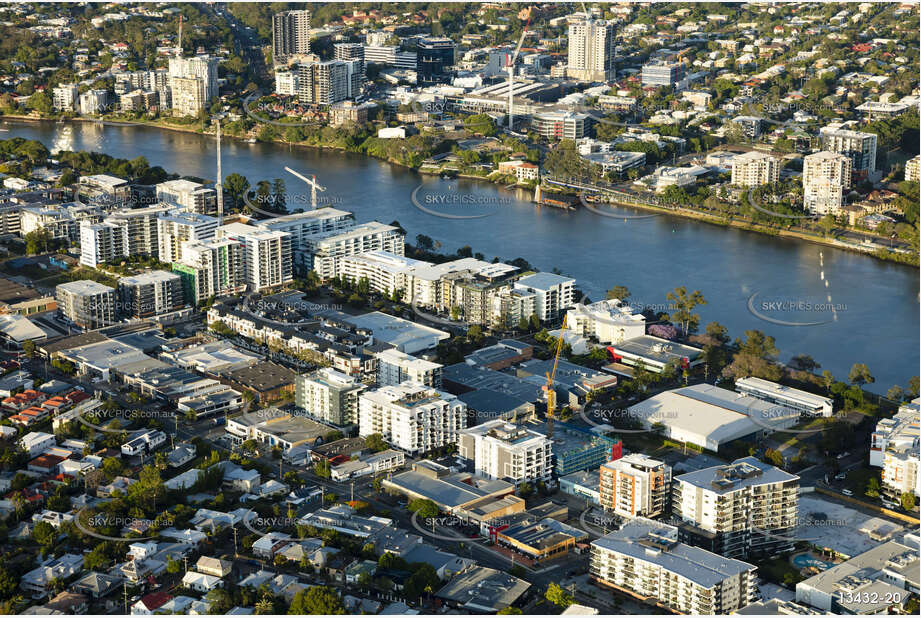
(3, 114, 916, 267)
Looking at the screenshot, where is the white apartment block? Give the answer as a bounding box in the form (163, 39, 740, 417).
(820, 126, 877, 177)
(513, 272, 576, 322)
(79, 89, 108, 115)
(905, 155, 920, 183)
(340, 250, 425, 298)
(117, 270, 184, 318)
(376, 348, 443, 388)
(173, 238, 245, 304)
(301, 221, 404, 279)
(869, 398, 920, 505)
(566, 299, 646, 345)
(52, 84, 78, 112)
(168, 55, 220, 117)
(457, 420, 552, 486)
(358, 382, 467, 456)
(599, 453, 671, 518)
(591, 519, 758, 615)
(157, 212, 219, 264)
(672, 457, 799, 559)
(156, 179, 217, 215)
(803, 151, 852, 215)
(730, 151, 780, 187)
(55, 280, 116, 329)
(260, 208, 354, 262)
(404, 258, 519, 312)
(803, 177, 845, 215)
(217, 223, 293, 292)
(567, 18, 615, 82)
(79, 220, 128, 267)
(106, 203, 174, 258)
(295, 367, 366, 427)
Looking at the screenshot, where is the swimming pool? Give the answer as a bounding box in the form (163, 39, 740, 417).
(792, 552, 835, 570)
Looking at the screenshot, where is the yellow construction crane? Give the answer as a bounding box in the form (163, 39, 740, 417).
(544, 314, 567, 438)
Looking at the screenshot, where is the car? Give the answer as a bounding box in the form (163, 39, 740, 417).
(837, 452, 850, 460)
(842, 489, 853, 496)
(834, 473, 846, 481)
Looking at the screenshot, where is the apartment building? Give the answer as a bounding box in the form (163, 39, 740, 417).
(78, 89, 108, 115)
(106, 204, 174, 259)
(55, 280, 116, 329)
(802, 151, 852, 214)
(117, 271, 184, 318)
(531, 111, 593, 140)
(730, 151, 780, 187)
(905, 155, 920, 182)
(79, 220, 128, 268)
(168, 56, 220, 117)
(358, 382, 467, 456)
(172, 238, 245, 304)
(156, 179, 217, 215)
(641, 61, 684, 87)
(566, 299, 646, 345)
(590, 519, 757, 615)
(295, 58, 363, 105)
(672, 457, 799, 559)
(295, 367, 366, 427)
(599, 454, 671, 518)
(52, 84, 79, 112)
(272, 9, 312, 63)
(339, 250, 425, 298)
(820, 126, 877, 179)
(869, 398, 920, 506)
(417, 37, 455, 86)
(513, 272, 576, 322)
(157, 212, 219, 263)
(301, 221, 404, 279)
(376, 348, 443, 388)
(363, 45, 417, 70)
(260, 208, 354, 262)
(217, 223, 293, 292)
(457, 420, 552, 486)
(567, 17, 616, 82)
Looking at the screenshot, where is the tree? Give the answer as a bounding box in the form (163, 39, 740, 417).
(901, 492, 916, 511)
(545, 582, 574, 608)
(497, 608, 522, 614)
(408, 498, 439, 519)
(364, 433, 387, 453)
(32, 520, 56, 549)
(404, 563, 440, 603)
(224, 173, 250, 208)
(606, 285, 630, 301)
(848, 363, 874, 386)
(288, 585, 345, 615)
(866, 476, 881, 498)
(22, 340, 35, 359)
(666, 286, 706, 335)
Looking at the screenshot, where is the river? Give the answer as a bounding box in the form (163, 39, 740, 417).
(4, 119, 918, 391)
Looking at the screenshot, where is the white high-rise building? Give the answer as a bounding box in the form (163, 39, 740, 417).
(457, 420, 552, 486)
(56, 280, 116, 329)
(567, 17, 615, 82)
(106, 204, 174, 259)
(376, 348, 443, 388)
(78, 89, 108, 115)
(599, 454, 671, 518)
(172, 238, 245, 304)
(52, 84, 79, 112)
(295, 59, 362, 105)
(566, 299, 646, 345)
(272, 10, 312, 63)
(157, 212, 218, 263)
(513, 272, 576, 322)
(358, 382, 467, 455)
(905, 155, 921, 182)
(340, 251, 425, 299)
(156, 179, 217, 215)
(79, 220, 129, 268)
(117, 271, 184, 318)
(295, 368, 366, 427)
(216, 223, 293, 292)
(869, 398, 920, 507)
(819, 126, 877, 179)
(302, 221, 404, 279)
(672, 457, 799, 559)
(168, 56, 220, 117)
(730, 151, 780, 187)
(591, 519, 758, 615)
(802, 151, 852, 215)
(259, 208, 354, 261)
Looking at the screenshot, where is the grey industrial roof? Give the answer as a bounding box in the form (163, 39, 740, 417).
(435, 567, 530, 611)
(444, 363, 542, 402)
(386, 470, 512, 509)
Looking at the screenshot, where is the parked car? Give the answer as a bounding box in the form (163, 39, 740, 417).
(842, 489, 854, 496)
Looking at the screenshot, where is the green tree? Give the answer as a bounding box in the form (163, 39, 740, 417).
(606, 285, 630, 301)
(497, 608, 522, 614)
(901, 492, 916, 512)
(408, 498, 439, 519)
(224, 173, 250, 208)
(545, 582, 574, 608)
(288, 586, 345, 615)
(364, 433, 387, 453)
(848, 363, 874, 386)
(666, 286, 707, 335)
(32, 520, 56, 549)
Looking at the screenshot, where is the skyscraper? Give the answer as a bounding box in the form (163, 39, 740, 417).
(416, 37, 455, 86)
(273, 10, 312, 63)
(295, 59, 362, 105)
(567, 17, 615, 82)
(802, 151, 852, 214)
(168, 56, 220, 117)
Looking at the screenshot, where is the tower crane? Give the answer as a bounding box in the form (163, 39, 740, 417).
(505, 12, 531, 130)
(284, 166, 326, 210)
(544, 314, 567, 438)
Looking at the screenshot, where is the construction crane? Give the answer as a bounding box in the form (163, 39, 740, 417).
(505, 12, 531, 130)
(544, 314, 567, 438)
(284, 166, 326, 210)
(176, 15, 183, 57)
